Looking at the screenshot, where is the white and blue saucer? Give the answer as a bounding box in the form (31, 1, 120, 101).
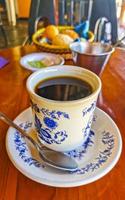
(6, 107, 122, 187)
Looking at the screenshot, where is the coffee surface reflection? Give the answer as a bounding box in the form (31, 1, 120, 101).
(35, 76, 93, 101)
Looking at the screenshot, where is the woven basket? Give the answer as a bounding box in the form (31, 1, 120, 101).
(32, 26, 94, 59)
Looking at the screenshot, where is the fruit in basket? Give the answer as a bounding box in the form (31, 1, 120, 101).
(44, 25, 59, 40)
(61, 29, 79, 40)
(52, 34, 73, 47)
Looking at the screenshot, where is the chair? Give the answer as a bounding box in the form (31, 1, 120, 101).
(23, 0, 93, 45)
(24, 0, 118, 45)
(57, 0, 93, 26)
(90, 0, 118, 44)
(23, 0, 55, 45)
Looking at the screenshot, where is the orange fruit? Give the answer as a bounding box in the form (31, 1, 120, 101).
(61, 29, 79, 40)
(44, 25, 59, 40)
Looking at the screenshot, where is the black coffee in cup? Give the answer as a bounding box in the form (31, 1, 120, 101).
(35, 76, 93, 101)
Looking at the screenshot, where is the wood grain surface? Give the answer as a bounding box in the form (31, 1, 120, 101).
(0, 46, 125, 200)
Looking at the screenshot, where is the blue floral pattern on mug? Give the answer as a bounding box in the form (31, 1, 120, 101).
(65, 129, 95, 160)
(43, 117, 58, 129)
(82, 101, 96, 142)
(30, 101, 69, 120)
(31, 101, 97, 146)
(82, 101, 96, 117)
(82, 114, 94, 139)
(33, 104, 69, 145)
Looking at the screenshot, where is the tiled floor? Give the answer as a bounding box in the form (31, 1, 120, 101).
(0, 11, 28, 49)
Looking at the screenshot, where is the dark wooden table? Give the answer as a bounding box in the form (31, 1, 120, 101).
(0, 45, 125, 200)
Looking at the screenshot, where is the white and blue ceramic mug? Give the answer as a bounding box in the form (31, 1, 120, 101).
(26, 65, 101, 152)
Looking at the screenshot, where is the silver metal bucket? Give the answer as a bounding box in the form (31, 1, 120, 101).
(70, 41, 114, 75)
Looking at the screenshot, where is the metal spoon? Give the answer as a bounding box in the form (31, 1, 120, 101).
(0, 112, 78, 172)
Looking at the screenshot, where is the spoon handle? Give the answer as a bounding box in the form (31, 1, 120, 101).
(0, 111, 40, 150)
(0, 111, 78, 171)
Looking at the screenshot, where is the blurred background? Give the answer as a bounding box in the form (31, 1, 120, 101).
(0, 0, 125, 49)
